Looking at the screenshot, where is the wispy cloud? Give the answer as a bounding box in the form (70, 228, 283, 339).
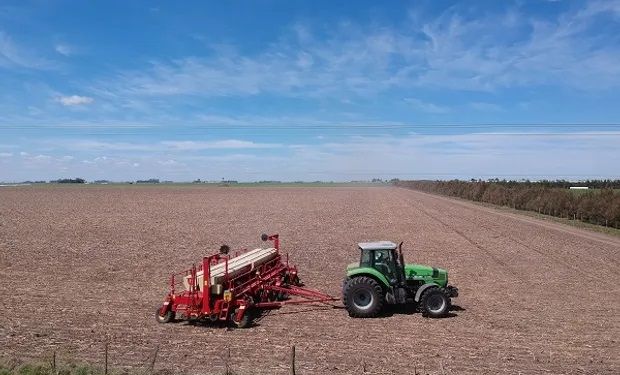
(412, 1, 620, 91)
(93, 0, 620, 104)
(282, 131, 620, 179)
(0, 31, 53, 69)
(161, 140, 279, 150)
(403, 98, 450, 114)
(469, 102, 503, 112)
(54, 43, 74, 56)
(61, 139, 280, 152)
(56, 95, 94, 106)
(4, 131, 617, 181)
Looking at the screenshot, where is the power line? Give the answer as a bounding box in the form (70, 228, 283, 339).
(3, 122, 620, 129)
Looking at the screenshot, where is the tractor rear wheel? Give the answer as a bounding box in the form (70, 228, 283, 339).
(155, 307, 175, 323)
(231, 307, 253, 328)
(342, 276, 384, 318)
(420, 287, 451, 318)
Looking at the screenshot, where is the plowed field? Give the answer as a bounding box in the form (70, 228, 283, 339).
(1, 186, 618, 374)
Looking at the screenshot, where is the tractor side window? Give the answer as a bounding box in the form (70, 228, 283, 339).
(360, 250, 371, 267)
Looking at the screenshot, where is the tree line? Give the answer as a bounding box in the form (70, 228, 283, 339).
(393, 180, 620, 228)
(51, 178, 86, 184)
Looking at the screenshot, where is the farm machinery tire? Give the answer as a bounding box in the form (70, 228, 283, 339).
(342, 276, 384, 318)
(231, 307, 253, 329)
(155, 307, 175, 323)
(419, 287, 451, 318)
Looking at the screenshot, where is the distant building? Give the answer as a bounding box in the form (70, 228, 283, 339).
(569, 186, 589, 190)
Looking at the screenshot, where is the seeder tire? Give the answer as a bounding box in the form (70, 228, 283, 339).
(155, 307, 175, 323)
(231, 308, 253, 329)
(342, 276, 384, 318)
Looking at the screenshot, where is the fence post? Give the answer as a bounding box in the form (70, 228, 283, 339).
(225, 347, 230, 375)
(148, 345, 159, 374)
(104, 342, 108, 375)
(52, 351, 56, 375)
(289, 345, 296, 375)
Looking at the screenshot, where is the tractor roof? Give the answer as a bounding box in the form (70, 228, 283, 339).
(358, 241, 398, 251)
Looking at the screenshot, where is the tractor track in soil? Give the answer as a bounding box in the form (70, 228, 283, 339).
(393, 192, 524, 280)
(0, 186, 618, 375)
(403, 188, 620, 249)
(400, 188, 620, 275)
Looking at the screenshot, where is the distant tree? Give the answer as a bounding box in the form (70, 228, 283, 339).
(136, 178, 160, 184)
(52, 178, 85, 184)
(393, 179, 619, 229)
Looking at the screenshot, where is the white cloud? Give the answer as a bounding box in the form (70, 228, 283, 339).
(161, 140, 278, 150)
(69, 141, 154, 151)
(197, 115, 254, 126)
(403, 98, 450, 114)
(280, 131, 620, 180)
(57, 95, 94, 106)
(195, 114, 407, 130)
(61, 139, 279, 152)
(54, 44, 73, 56)
(6, 131, 619, 181)
(158, 159, 178, 166)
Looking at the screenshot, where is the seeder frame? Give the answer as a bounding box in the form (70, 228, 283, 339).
(157, 234, 337, 327)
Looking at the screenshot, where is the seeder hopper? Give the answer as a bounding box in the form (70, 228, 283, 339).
(156, 234, 337, 328)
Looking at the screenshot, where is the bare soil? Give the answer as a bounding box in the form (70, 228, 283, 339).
(0, 186, 618, 374)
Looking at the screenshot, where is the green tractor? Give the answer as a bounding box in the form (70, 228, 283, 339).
(342, 241, 458, 318)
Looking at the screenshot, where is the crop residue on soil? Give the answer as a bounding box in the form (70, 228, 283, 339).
(0, 186, 618, 374)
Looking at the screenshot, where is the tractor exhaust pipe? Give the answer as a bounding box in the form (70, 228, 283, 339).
(397, 242, 406, 285)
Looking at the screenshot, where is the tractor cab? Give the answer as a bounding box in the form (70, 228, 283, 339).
(357, 241, 404, 284)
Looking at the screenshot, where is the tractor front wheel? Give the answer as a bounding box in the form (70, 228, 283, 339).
(155, 307, 175, 323)
(420, 287, 451, 318)
(342, 276, 384, 318)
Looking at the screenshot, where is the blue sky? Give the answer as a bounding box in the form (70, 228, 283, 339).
(1, 0, 619, 181)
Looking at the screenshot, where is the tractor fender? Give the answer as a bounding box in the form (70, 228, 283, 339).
(414, 283, 440, 302)
(346, 268, 391, 289)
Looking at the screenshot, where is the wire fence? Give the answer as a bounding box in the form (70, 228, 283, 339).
(1, 343, 444, 375)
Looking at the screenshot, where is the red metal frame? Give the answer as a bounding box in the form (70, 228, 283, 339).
(158, 234, 337, 327)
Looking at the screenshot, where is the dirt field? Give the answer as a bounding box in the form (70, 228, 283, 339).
(0, 186, 618, 374)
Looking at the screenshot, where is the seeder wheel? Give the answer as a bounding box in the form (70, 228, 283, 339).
(230, 307, 253, 328)
(155, 307, 175, 323)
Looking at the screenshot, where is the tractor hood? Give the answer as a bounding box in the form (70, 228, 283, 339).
(346, 261, 448, 286)
(405, 264, 448, 282)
